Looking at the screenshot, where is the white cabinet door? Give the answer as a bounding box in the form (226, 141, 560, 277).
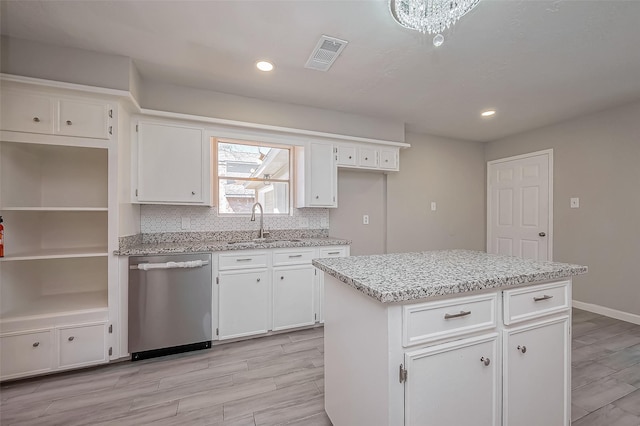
(308, 142, 336, 207)
(57, 98, 110, 139)
(0, 90, 54, 134)
(316, 246, 349, 323)
(405, 334, 500, 426)
(218, 269, 270, 340)
(58, 323, 107, 369)
(358, 146, 378, 168)
(336, 145, 357, 166)
(272, 266, 315, 331)
(0, 330, 54, 380)
(503, 316, 569, 426)
(379, 148, 398, 170)
(296, 142, 337, 208)
(136, 122, 210, 204)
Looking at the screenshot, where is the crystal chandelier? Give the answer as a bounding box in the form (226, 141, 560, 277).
(389, 0, 481, 46)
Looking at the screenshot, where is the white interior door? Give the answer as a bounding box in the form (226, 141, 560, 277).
(487, 150, 552, 261)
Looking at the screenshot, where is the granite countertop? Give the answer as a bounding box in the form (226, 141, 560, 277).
(312, 249, 587, 303)
(116, 236, 350, 256)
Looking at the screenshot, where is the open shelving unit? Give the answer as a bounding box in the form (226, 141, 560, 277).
(0, 141, 109, 325)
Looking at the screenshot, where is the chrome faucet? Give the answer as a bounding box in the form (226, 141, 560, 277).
(250, 202, 267, 240)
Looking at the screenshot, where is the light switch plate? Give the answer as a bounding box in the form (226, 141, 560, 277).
(570, 197, 580, 209)
(431, 201, 437, 211)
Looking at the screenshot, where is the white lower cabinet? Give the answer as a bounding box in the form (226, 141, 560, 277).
(58, 323, 107, 369)
(272, 265, 316, 331)
(218, 269, 270, 340)
(405, 334, 499, 426)
(503, 316, 570, 426)
(0, 330, 54, 379)
(1, 323, 107, 381)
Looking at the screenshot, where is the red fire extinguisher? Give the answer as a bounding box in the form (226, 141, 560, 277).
(0, 215, 4, 257)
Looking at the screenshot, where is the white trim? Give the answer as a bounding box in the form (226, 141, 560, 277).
(486, 149, 554, 261)
(573, 300, 640, 325)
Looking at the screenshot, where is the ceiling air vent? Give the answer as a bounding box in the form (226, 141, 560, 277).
(304, 35, 348, 72)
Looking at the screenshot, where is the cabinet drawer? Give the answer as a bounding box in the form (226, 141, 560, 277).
(318, 246, 348, 258)
(273, 249, 316, 266)
(503, 281, 570, 325)
(1, 90, 54, 134)
(57, 98, 111, 139)
(219, 252, 269, 270)
(58, 323, 107, 369)
(0, 330, 54, 379)
(403, 293, 497, 347)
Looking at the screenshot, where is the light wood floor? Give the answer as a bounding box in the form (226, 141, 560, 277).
(1, 309, 639, 426)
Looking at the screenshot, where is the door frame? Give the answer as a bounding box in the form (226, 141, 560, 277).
(486, 149, 554, 261)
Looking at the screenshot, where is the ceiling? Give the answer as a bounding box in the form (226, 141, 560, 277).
(2, 0, 640, 142)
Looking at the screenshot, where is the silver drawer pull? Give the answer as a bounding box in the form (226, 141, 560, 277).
(236, 258, 253, 262)
(33, 117, 41, 122)
(288, 254, 303, 258)
(66, 120, 72, 125)
(517, 345, 527, 354)
(327, 251, 340, 255)
(256, 278, 261, 282)
(444, 310, 471, 320)
(32, 342, 40, 347)
(480, 357, 490, 366)
(68, 336, 75, 342)
(533, 294, 553, 302)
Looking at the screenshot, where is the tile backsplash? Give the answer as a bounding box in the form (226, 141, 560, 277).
(140, 205, 330, 233)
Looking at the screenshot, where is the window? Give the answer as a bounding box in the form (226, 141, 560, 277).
(216, 140, 291, 215)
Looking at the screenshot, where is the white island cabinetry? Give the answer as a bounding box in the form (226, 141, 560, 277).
(314, 250, 586, 426)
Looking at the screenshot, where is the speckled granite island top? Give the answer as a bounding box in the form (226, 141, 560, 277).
(312, 249, 587, 303)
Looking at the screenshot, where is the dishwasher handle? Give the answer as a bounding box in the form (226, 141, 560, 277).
(130, 260, 210, 271)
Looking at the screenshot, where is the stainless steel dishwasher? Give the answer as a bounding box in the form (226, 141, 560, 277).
(128, 253, 212, 360)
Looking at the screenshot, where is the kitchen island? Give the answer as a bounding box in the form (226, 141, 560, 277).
(312, 250, 587, 426)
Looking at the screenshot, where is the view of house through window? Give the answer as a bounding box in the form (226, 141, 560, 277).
(217, 140, 291, 215)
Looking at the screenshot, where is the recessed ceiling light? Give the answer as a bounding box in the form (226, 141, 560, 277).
(256, 61, 274, 72)
(481, 109, 496, 118)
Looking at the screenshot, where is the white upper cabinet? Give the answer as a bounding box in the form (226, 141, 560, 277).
(295, 142, 337, 208)
(134, 120, 212, 205)
(336, 143, 400, 172)
(1, 88, 112, 140)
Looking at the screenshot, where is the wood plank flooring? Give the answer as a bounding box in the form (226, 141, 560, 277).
(1, 309, 639, 426)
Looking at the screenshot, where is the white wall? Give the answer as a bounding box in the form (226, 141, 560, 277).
(139, 80, 405, 143)
(387, 133, 486, 253)
(485, 100, 640, 317)
(330, 170, 386, 256)
(1, 36, 132, 92)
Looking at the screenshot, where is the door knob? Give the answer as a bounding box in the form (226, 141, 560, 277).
(539, 232, 546, 237)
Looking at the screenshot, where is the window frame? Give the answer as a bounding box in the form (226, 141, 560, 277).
(214, 137, 294, 216)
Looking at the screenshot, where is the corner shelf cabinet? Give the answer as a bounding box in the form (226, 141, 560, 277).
(0, 82, 118, 381)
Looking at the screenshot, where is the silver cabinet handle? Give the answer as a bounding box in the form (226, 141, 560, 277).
(533, 294, 553, 302)
(364, 157, 369, 160)
(32, 342, 40, 347)
(288, 254, 303, 258)
(517, 345, 527, 354)
(191, 191, 196, 195)
(348, 155, 352, 159)
(480, 357, 490, 366)
(280, 276, 284, 280)
(66, 120, 72, 125)
(315, 195, 319, 199)
(256, 278, 261, 282)
(33, 117, 41, 122)
(539, 232, 546, 237)
(444, 310, 471, 320)
(68, 336, 75, 342)
(327, 251, 340, 255)
(236, 258, 253, 262)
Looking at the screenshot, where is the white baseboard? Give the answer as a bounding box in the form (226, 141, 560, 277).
(573, 300, 640, 325)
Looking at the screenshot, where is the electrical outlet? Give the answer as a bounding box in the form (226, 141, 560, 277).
(570, 197, 580, 209)
(431, 201, 437, 211)
(363, 215, 369, 225)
